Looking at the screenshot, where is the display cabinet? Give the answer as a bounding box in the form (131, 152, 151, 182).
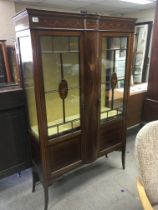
(13, 9, 136, 210)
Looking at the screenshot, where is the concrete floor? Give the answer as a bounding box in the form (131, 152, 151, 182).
(0, 133, 142, 210)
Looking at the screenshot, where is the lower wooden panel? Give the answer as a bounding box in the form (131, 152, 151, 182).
(99, 119, 123, 152)
(48, 135, 82, 173)
(143, 98, 158, 122)
(127, 91, 146, 127)
(0, 107, 31, 178)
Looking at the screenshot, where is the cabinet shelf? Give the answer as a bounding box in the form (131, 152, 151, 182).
(41, 50, 79, 54)
(32, 114, 80, 137)
(101, 108, 122, 120)
(104, 48, 127, 51)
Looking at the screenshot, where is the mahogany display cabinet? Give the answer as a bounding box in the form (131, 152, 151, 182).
(13, 9, 136, 210)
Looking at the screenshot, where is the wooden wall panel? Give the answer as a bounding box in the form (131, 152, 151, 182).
(143, 1, 158, 121)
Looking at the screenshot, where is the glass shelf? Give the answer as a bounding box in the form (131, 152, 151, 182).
(104, 48, 127, 51)
(32, 114, 80, 137)
(41, 50, 79, 54)
(101, 108, 122, 120)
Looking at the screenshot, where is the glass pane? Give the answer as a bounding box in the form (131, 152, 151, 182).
(101, 36, 127, 122)
(41, 53, 60, 91)
(136, 27, 147, 52)
(113, 89, 124, 110)
(48, 126, 58, 137)
(45, 92, 63, 125)
(59, 122, 72, 133)
(40, 35, 81, 137)
(133, 24, 149, 84)
(69, 37, 79, 51)
(53, 37, 68, 51)
(73, 120, 80, 128)
(115, 50, 126, 87)
(40, 36, 53, 52)
(106, 37, 127, 50)
(63, 52, 79, 88)
(120, 37, 127, 49)
(19, 37, 39, 137)
(65, 88, 80, 123)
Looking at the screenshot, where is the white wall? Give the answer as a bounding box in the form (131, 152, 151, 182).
(0, 0, 16, 45)
(0, 1, 156, 46)
(15, 3, 80, 13)
(117, 8, 155, 23)
(15, 3, 54, 12)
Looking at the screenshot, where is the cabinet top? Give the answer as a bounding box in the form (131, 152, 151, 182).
(13, 8, 137, 32)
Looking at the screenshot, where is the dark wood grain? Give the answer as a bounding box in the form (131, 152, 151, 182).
(99, 119, 123, 152)
(99, 19, 135, 32)
(143, 1, 158, 121)
(0, 88, 31, 179)
(49, 136, 81, 172)
(143, 98, 158, 122)
(83, 30, 100, 162)
(127, 91, 146, 127)
(14, 9, 136, 210)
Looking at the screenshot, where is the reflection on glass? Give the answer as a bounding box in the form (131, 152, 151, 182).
(106, 37, 127, 50)
(0, 41, 20, 87)
(19, 37, 39, 137)
(45, 92, 63, 124)
(65, 89, 80, 121)
(101, 36, 127, 122)
(42, 53, 60, 92)
(133, 24, 149, 83)
(40, 36, 80, 137)
(63, 53, 79, 88)
(40, 36, 53, 52)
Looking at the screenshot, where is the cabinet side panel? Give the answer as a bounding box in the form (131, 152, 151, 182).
(18, 36, 39, 137)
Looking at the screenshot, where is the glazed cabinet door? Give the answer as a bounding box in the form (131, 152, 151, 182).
(38, 32, 84, 175)
(99, 34, 130, 154)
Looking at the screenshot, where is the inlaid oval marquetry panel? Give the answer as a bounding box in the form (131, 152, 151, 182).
(111, 72, 118, 89)
(58, 80, 68, 99)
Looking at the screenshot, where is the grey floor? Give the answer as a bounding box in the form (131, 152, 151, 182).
(0, 133, 142, 210)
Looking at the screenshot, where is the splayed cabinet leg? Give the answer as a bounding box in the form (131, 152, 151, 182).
(44, 186, 49, 210)
(122, 149, 126, 170)
(32, 169, 39, 193)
